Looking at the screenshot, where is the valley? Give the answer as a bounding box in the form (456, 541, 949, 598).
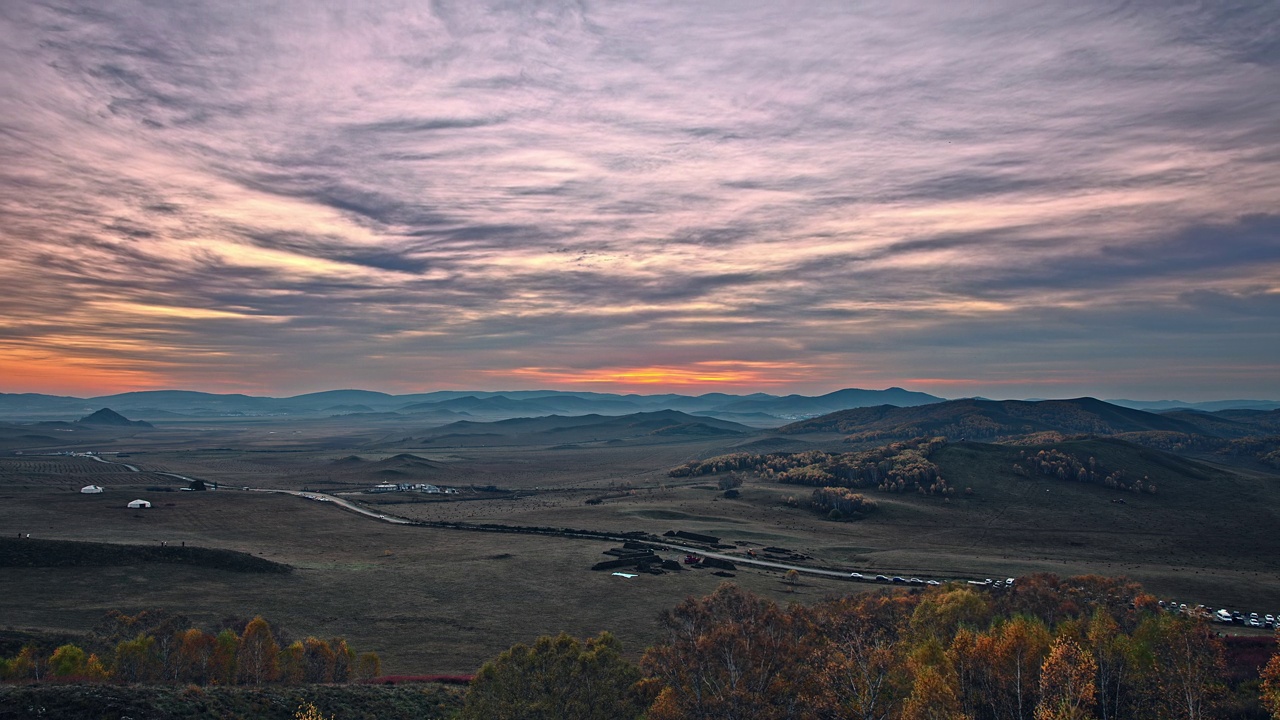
(1, 394, 1278, 674)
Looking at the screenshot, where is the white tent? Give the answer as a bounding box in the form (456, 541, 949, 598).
(127, 499, 151, 509)
(80, 485, 104, 494)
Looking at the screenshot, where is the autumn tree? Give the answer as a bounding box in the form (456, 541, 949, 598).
(355, 651, 381, 681)
(279, 640, 307, 685)
(1035, 637, 1096, 720)
(1133, 614, 1224, 720)
(1086, 608, 1137, 720)
(974, 616, 1051, 720)
(461, 632, 645, 720)
(642, 583, 815, 720)
(175, 628, 217, 684)
(83, 653, 110, 681)
(807, 593, 918, 719)
(236, 616, 280, 685)
(1262, 630, 1280, 719)
(330, 638, 355, 683)
(7, 646, 41, 681)
(902, 665, 969, 720)
(910, 587, 991, 646)
(295, 702, 334, 720)
(47, 643, 88, 678)
(302, 636, 337, 683)
(901, 639, 969, 720)
(114, 633, 161, 683)
(211, 629, 240, 685)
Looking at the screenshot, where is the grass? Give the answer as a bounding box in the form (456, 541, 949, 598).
(1, 420, 1278, 675)
(0, 682, 463, 720)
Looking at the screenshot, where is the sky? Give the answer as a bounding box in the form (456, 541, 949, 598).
(1, 0, 1278, 400)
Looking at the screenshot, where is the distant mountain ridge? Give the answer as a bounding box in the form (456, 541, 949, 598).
(2, 388, 1276, 430)
(0, 387, 948, 424)
(1107, 398, 1280, 412)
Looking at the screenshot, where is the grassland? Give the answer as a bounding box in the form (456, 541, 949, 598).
(1, 416, 1277, 675)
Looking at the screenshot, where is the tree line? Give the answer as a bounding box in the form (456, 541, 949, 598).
(1013, 449, 1157, 494)
(462, 574, 1280, 720)
(0, 610, 380, 686)
(670, 438, 955, 497)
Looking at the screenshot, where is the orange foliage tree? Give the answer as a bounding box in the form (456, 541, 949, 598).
(1035, 637, 1096, 720)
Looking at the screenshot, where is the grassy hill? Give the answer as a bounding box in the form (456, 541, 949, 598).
(0, 537, 291, 574)
(419, 410, 752, 443)
(779, 398, 1204, 441)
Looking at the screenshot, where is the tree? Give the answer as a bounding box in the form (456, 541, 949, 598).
(642, 583, 814, 720)
(83, 653, 110, 681)
(302, 636, 337, 683)
(355, 651, 381, 681)
(237, 617, 280, 685)
(175, 628, 217, 684)
(461, 631, 645, 720)
(48, 643, 87, 678)
(1134, 614, 1224, 720)
(8, 646, 43, 681)
(279, 641, 306, 685)
(1262, 629, 1280, 719)
(1035, 637, 1096, 720)
(909, 588, 990, 646)
(902, 665, 969, 720)
(1086, 608, 1135, 720)
(113, 633, 161, 683)
(330, 638, 355, 683)
(973, 616, 1051, 720)
(211, 629, 240, 685)
(295, 702, 334, 720)
(806, 593, 917, 719)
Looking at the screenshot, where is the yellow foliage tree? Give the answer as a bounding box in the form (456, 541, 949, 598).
(1035, 637, 1097, 720)
(236, 617, 280, 685)
(294, 701, 333, 720)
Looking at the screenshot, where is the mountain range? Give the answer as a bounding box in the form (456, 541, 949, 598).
(0, 387, 1276, 428)
(0, 387, 945, 425)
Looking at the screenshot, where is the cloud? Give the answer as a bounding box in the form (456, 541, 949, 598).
(0, 0, 1277, 398)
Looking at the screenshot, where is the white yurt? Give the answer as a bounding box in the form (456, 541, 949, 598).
(127, 499, 151, 509)
(80, 485, 104, 494)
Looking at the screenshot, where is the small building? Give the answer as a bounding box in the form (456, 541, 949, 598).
(127, 499, 151, 509)
(81, 485, 104, 494)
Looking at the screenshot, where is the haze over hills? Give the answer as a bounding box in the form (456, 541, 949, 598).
(1106, 398, 1280, 412)
(0, 387, 949, 425)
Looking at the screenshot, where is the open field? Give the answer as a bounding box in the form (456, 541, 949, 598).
(1, 415, 1278, 674)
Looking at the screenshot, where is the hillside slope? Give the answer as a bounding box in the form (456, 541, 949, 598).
(779, 398, 1203, 440)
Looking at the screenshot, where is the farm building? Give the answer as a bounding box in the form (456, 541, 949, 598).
(80, 485, 104, 494)
(127, 499, 151, 509)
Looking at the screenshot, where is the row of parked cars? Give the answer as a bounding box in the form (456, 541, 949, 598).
(1161, 601, 1277, 629)
(848, 573, 1017, 590)
(1215, 609, 1276, 629)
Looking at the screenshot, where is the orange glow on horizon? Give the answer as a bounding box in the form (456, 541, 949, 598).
(0, 350, 176, 397)
(497, 361, 819, 390)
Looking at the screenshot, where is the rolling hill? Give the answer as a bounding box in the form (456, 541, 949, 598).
(415, 410, 753, 444)
(780, 398, 1205, 440)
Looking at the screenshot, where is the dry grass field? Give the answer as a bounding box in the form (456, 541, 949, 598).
(1, 417, 1278, 673)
